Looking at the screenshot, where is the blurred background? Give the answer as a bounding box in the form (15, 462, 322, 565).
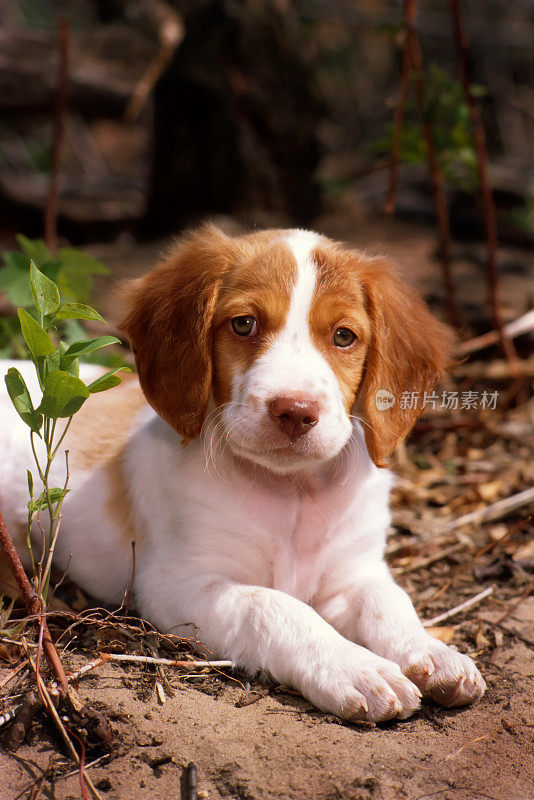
(0, 0, 533, 339)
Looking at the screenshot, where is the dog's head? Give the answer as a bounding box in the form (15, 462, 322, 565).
(120, 224, 453, 473)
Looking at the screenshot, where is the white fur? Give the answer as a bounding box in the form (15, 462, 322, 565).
(0, 229, 485, 722)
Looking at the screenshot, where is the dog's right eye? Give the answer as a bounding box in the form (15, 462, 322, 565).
(231, 315, 257, 336)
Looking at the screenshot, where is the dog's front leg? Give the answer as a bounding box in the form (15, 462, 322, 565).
(317, 559, 486, 708)
(157, 579, 421, 722)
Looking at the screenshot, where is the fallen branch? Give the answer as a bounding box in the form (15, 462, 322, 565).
(99, 653, 233, 669)
(440, 487, 534, 534)
(449, 0, 518, 370)
(0, 508, 68, 696)
(423, 586, 494, 627)
(456, 309, 534, 356)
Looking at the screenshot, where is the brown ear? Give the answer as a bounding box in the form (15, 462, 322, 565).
(357, 257, 455, 467)
(120, 224, 233, 441)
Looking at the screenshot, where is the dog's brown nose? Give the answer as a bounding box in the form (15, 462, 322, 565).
(269, 394, 320, 439)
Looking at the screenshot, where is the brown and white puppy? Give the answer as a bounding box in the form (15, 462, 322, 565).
(0, 225, 485, 722)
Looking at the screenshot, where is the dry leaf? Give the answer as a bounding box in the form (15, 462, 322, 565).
(477, 481, 502, 502)
(426, 625, 455, 643)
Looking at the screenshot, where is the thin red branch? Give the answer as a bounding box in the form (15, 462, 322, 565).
(44, 17, 70, 254)
(384, 30, 412, 215)
(404, 0, 460, 328)
(0, 508, 68, 696)
(449, 0, 518, 370)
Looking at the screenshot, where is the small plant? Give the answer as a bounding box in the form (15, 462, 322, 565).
(4, 260, 129, 604)
(372, 64, 485, 193)
(0, 234, 114, 359)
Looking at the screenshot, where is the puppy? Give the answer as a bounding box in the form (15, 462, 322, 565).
(0, 225, 485, 722)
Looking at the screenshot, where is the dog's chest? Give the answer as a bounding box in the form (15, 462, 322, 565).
(235, 475, 353, 601)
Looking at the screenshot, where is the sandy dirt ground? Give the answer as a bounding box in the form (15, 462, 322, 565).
(1, 211, 533, 800)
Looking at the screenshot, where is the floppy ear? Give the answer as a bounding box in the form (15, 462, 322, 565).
(356, 257, 455, 467)
(120, 224, 233, 441)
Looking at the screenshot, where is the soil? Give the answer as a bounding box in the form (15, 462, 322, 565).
(1, 210, 533, 800)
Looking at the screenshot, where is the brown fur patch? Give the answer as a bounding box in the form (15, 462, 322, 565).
(311, 241, 454, 467)
(65, 377, 146, 471)
(212, 235, 297, 406)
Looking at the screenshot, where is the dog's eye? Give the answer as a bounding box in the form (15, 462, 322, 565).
(231, 315, 257, 337)
(333, 327, 356, 348)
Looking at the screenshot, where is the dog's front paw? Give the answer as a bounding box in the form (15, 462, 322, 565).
(301, 644, 421, 723)
(399, 639, 486, 708)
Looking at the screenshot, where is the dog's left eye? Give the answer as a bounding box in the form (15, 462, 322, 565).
(333, 327, 356, 348)
(231, 315, 257, 336)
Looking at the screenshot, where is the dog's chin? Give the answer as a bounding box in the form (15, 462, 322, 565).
(227, 436, 347, 476)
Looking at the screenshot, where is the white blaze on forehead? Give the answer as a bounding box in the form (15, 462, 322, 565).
(283, 229, 321, 328)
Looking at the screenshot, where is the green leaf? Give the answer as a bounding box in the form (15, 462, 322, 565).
(57, 248, 110, 276)
(64, 336, 120, 359)
(17, 309, 55, 358)
(87, 366, 131, 394)
(27, 469, 34, 498)
(38, 370, 90, 418)
(29, 487, 70, 515)
(15, 235, 53, 267)
(4, 367, 43, 433)
(47, 344, 80, 377)
(0, 254, 33, 307)
(55, 302, 107, 323)
(30, 260, 60, 317)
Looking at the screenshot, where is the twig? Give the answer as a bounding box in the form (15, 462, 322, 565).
(28, 774, 46, 800)
(456, 309, 534, 356)
(0, 508, 68, 696)
(124, 1, 183, 122)
(423, 586, 494, 627)
(67, 656, 107, 683)
(474, 516, 532, 559)
(445, 729, 501, 760)
(1, 690, 42, 751)
(185, 761, 198, 800)
(124, 541, 136, 617)
(384, 25, 412, 215)
(449, 0, 518, 371)
(0, 660, 27, 689)
(44, 17, 70, 253)
(493, 586, 533, 626)
(440, 487, 534, 534)
(394, 542, 466, 575)
(24, 647, 104, 800)
(405, 0, 459, 327)
(99, 653, 233, 669)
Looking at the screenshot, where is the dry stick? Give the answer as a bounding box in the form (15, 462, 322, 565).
(449, 0, 518, 370)
(405, 0, 459, 328)
(24, 649, 104, 800)
(124, 2, 183, 122)
(395, 541, 465, 575)
(456, 309, 534, 356)
(474, 515, 532, 559)
(384, 25, 412, 215)
(0, 508, 68, 696)
(423, 586, 494, 627)
(185, 762, 198, 800)
(44, 17, 70, 253)
(493, 586, 533, 627)
(439, 487, 534, 534)
(99, 653, 233, 669)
